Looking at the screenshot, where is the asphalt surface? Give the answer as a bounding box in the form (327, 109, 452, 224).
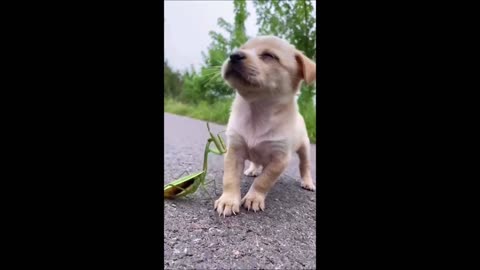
(164, 113, 316, 270)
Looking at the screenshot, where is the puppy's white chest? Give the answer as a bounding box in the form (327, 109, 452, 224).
(244, 136, 289, 166)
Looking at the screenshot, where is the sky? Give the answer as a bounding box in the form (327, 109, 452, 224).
(164, 1, 258, 73)
(164, 1, 316, 74)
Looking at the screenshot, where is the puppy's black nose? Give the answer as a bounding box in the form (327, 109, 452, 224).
(229, 51, 246, 63)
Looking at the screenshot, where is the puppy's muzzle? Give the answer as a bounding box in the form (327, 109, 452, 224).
(229, 51, 246, 64)
(224, 50, 259, 87)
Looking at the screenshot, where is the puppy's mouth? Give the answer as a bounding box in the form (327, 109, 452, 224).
(224, 64, 259, 87)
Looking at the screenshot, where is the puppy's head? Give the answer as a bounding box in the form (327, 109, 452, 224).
(221, 36, 316, 101)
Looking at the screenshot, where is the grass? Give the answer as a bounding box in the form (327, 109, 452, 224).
(164, 97, 316, 144)
(299, 100, 316, 144)
(164, 97, 232, 125)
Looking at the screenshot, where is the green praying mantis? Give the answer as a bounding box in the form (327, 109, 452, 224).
(164, 122, 227, 200)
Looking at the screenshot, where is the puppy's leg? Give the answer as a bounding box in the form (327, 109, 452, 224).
(241, 155, 289, 212)
(214, 146, 245, 217)
(297, 139, 315, 191)
(244, 161, 263, 177)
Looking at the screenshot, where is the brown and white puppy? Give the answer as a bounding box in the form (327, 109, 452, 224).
(214, 36, 316, 217)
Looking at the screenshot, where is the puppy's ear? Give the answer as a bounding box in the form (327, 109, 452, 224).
(295, 51, 316, 85)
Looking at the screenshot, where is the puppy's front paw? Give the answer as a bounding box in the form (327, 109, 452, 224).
(214, 193, 241, 217)
(241, 190, 266, 212)
(301, 178, 316, 191)
(243, 165, 263, 177)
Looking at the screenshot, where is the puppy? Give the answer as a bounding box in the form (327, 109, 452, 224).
(214, 36, 316, 217)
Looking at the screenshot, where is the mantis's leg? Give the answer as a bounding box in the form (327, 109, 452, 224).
(209, 148, 222, 155)
(217, 134, 226, 153)
(207, 123, 224, 155)
(164, 170, 192, 192)
(174, 170, 189, 180)
(164, 183, 187, 192)
(205, 179, 217, 196)
(202, 140, 213, 172)
(199, 182, 213, 200)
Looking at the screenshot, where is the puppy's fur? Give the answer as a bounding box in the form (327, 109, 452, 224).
(214, 36, 316, 217)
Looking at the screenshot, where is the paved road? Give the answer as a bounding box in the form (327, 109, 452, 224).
(164, 113, 316, 269)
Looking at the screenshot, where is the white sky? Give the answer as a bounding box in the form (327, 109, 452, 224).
(164, 1, 257, 73)
(164, 0, 315, 73)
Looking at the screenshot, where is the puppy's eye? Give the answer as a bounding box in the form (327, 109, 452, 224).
(260, 52, 278, 61)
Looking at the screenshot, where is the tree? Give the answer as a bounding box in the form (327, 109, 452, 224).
(254, 0, 316, 104)
(183, 0, 250, 103)
(231, 0, 249, 49)
(254, 0, 316, 140)
(164, 60, 183, 99)
(255, 0, 315, 58)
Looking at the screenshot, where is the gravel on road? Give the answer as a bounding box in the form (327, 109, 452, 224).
(164, 113, 317, 269)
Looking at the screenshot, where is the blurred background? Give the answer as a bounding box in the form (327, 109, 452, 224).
(164, 0, 316, 143)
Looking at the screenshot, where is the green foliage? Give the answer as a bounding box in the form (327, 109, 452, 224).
(165, 97, 316, 144)
(298, 94, 316, 143)
(180, 67, 202, 102)
(232, 0, 249, 49)
(165, 97, 233, 125)
(254, 0, 316, 85)
(254, 0, 315, 58)
(254, 0, 316, 142)
(164, 0, 317, 143)
(164, 60, 183, 99)
(181, 0, 250, 104)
